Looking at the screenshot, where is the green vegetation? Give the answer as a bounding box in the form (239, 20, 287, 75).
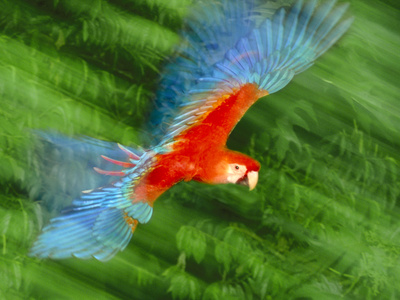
(0, 0, 399, 299)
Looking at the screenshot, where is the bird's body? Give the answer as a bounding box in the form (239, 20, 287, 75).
(30, 0, 352, 261)
(110, 83, 265, 205)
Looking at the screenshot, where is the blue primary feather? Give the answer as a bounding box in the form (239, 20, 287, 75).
(30, 135, 155, 261)
(33, 132, 144, 213)
(150, 0, 352, 141)
(30, 177, 153, 261)
(150, 0, 257, 135)
(31, 0, 352, 262)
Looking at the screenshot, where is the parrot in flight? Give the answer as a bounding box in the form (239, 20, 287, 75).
(30, 0, 352, 261)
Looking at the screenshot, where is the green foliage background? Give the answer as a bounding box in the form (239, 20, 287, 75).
(0, 0, 399, 299)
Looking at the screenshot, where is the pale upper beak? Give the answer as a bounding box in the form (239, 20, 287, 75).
(237, 171, 258, 191)
(247, 171, 258, 191)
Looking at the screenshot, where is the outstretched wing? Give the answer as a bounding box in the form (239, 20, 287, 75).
(157, 0, 352, 145)
(30, 147, 158, 261)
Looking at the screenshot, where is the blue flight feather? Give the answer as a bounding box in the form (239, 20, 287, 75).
(30, 181, 154, 261)
(31, 0, 352, 262)
(30, 133, 155, 261)
(149, 0, 352, 143)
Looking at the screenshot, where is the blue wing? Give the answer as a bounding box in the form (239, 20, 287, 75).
(30, 137, 156, 261)
(149, 0, 257, 136)
(150, 0, 352, 141)
(34, 132, 143, 213)
(216, 0, 353, 93)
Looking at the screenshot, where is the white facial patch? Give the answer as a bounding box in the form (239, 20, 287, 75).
(227, 163, 247, 184)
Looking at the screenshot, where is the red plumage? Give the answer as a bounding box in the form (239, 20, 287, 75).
(129, 83, 265, 205)
(30, 0, 352, 261)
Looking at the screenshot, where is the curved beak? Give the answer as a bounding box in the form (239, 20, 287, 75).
(247, 171, 258, 191)
(237, 171, 258, 191)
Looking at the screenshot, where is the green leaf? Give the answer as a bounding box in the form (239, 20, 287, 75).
(214, 241, 231, 272)
(82, 19, 89, 42)
(176, 226, 207, 264)
(203, 282, 247, 300)
(164, 266, 202, 300)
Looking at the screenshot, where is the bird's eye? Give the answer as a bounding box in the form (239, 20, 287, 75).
(235, 165, 239, 170)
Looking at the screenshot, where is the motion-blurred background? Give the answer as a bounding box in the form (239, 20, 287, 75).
(0, 0, 399, 299)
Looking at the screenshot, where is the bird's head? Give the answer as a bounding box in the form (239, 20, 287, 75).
(219, 151, 260, 191)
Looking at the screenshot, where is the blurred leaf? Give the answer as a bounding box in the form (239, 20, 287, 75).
(0, 0, 399, 299)
(177, 225, 207, 264)
(164, 266, 202, 300)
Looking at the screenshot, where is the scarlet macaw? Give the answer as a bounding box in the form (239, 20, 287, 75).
(30, 0, 352, 261)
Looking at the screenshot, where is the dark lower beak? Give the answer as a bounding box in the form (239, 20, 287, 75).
(236, 171, 258, 191)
